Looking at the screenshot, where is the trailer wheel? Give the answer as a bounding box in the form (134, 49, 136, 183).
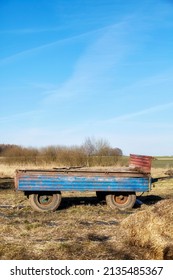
(106, 192, 136, 210)
(28, 192, 62, 212)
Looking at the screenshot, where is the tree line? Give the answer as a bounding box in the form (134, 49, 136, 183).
(0, 138, 125, 166)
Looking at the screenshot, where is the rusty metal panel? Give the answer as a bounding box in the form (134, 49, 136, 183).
(16, 171, 151, 192)
(129, 154, 153, 173)
(15, 168, 148, 177)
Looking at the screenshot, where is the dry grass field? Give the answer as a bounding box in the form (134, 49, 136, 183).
(0, 163, 173, 260)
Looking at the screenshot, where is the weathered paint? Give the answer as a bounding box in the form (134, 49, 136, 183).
(129, 154, 153, 173)
(15, 170, 151, 193)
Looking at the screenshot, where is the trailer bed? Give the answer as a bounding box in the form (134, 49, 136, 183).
(15, 168, 151, 193)
(14, 154, 154, 212)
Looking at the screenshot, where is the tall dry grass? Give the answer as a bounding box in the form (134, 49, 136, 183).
(120, 199, 173, 259)
(0, 163, 59, 177)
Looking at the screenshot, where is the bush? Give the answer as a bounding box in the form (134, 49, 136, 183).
(0, 139, 123, 167)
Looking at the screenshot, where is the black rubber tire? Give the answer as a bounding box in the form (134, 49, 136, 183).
(106, 192, 136, 210)
(96, 191, 106, 201)
(28, 192, 62, 212)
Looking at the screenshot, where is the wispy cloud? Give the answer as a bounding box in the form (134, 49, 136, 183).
(43, 6, 173, 105)
(43, 20, 130, 104)
(0, 24, 119, 65)
(95, 102, 173, 125)
(0, 38, 72, 65)
(113, 69, 173, 101)
(0, 110, 43, 124)
(0, 27, 103, 65)
(0, 27, 63, 34)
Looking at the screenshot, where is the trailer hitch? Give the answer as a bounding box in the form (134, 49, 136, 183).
(152, 176, 173, 183)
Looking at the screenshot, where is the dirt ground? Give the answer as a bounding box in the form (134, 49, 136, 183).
(0, 168, 173, 260)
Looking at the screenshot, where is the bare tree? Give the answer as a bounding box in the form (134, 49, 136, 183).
(82, 137, 97, 156)
(95, 138, 111, 156)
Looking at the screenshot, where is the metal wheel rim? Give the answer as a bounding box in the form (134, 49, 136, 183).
(37, 194, 54, 206)
(113, 195, 128, 205)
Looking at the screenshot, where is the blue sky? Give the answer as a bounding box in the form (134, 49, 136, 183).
(1, 0, 173, 156)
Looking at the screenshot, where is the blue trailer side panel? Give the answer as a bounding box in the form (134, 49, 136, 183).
(17, 173, 151, 192)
